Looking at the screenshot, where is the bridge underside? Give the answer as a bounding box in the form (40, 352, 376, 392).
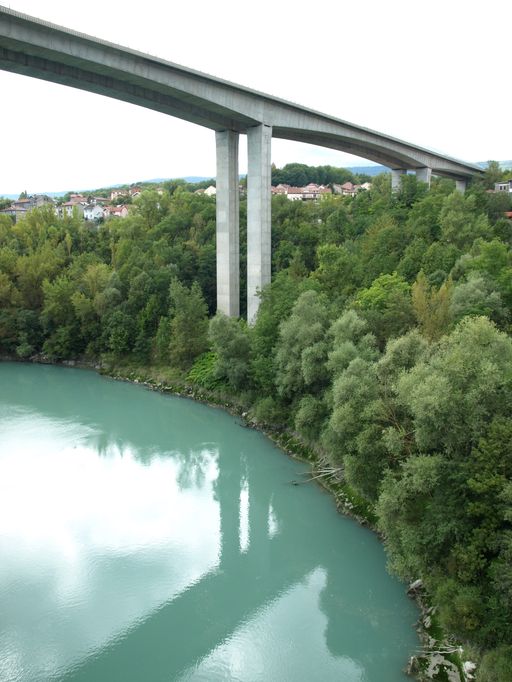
(0, 46, 256, 132)
(0, 43, 478, 178)
(0, 5, 484, 321)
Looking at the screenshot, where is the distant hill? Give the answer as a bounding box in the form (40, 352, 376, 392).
(139, 176, 214, 184)
(0, 177, 213, 201)
(3, 162, 511, 199)
(0, 190, 68, 200)
(477, 160, 512, 170)
(346, 165, 388, 176)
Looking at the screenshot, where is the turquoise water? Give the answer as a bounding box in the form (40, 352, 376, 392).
(0, 362, 419, 681)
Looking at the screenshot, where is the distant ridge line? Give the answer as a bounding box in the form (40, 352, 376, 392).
(2, 162, 510, 199)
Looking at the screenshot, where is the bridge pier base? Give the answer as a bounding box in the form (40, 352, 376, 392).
(455, 179, 467, 194)
(416, 166, 432, 186)
(216, 130, 240, 317)
(247, 124, 272, 323)
(391, 168, 406, 192)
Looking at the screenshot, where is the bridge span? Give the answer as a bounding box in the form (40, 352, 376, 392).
(0, 5, 484, 320)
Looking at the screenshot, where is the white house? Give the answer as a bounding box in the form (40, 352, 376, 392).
(104, 204, 130, 218)
(60, 201, 85, 218)
(110, 189, 129, 201)
(301, 183, 332, 200)
(333, 181, 372, 196)
(286, 187, 304, 201)
(280, 184, 332, 201)
(83, 204, 105, 221)
(495, 180, 512, 193)
(204, 185, 216, 196)
(271, 184, 290, 195)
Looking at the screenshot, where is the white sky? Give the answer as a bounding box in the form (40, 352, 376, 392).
(0, 0, 509, 195)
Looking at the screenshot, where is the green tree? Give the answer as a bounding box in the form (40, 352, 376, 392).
(154, 315, 171, 363)
(397, 316, 512, 455)
(41, 275, 81, 358)
(412, 270, 453, 341)
(168, 279, 208, 369)
(377, 454, 444, 578)
(294, 394, 328, 442)
(439, 191, 490, 249)
(324, 326, 428, 501)
(481, 160, 504, 190)
(15, 244, 62, 309)
(395, 173, 428, 208)
(359, 213, 405, 285)
(208, 313, 251, 390)
(326, 309, 378, 377)
(451, 272, 507, 326)
(134, 190, 168, 229)
(478, 646, 512, 682)
(274, 289, 330, 402)
(250, 270, 306, 394)
(105, 309, 136, 357)
(354, 272, 415, 346)
(0, 271, 20, 307)
(325, 356, 384, 499)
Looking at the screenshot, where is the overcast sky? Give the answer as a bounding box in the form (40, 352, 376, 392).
(0, 0, 509, 195)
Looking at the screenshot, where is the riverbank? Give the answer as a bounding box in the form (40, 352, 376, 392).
(1, 354, 473, 681)
(99, 359, 473, 682)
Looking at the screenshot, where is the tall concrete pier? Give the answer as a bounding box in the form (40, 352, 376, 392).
(247, 125, 272, 323)
(0, 5, 483, 321)
(216, 130, 240, 317)
(216, 124, 272, 322)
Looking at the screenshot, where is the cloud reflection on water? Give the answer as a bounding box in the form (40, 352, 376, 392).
(0, 412, 220, 681)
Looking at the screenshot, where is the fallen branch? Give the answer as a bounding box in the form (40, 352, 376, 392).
(413, 646, 461, 655)
(296, 467, 342, 483)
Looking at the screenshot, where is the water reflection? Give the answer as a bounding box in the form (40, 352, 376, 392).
(0, 417, 220, 682)
(181, 569, 365, 682)
(239, 476, 249, 554)
(0, 363, 418, 682)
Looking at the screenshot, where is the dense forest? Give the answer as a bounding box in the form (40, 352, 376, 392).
(1, 162, 512, 680)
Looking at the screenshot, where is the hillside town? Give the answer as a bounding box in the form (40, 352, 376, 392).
(0, 185, 151, 224)
(271, 180, 372, 199)
(0, 179, 377, 224)
(2, 176, 511, 226)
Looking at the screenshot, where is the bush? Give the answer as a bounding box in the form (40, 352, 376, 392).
(208, 313, 251, 390)
(477, 645, 512, 681)
(187, 352, 222, 390)
(252, 397, 287, 428)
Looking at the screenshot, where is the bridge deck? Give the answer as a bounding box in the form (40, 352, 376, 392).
(0, 5, 483, 179)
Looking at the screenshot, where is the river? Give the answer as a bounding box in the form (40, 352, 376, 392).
(0, 362, 419, 681)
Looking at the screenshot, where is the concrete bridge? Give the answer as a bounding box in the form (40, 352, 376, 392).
(0, 5, 484, 320)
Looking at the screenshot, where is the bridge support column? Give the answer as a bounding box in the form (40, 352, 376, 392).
(247, 124, 272, 324)
(455, 179, 467, 194)
(216, 130, 240, 317)
(391, 168, 406, 192)
(416, 166, 432, 186)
